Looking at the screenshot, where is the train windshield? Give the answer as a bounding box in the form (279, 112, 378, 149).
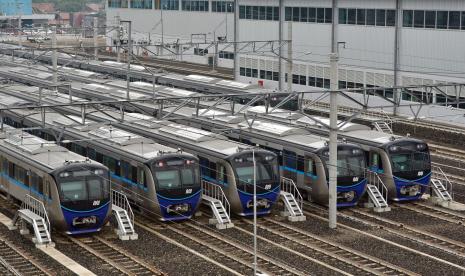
(57, 168, 110, 202)
(152, 158, 200, 190)
(389, 142, 431, 173)
(336, 148, 366, 177)
(231, 152, 279, 193)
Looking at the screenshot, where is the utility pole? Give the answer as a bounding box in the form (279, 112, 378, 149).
(278, 0, 283, 90)
(328, 0, 338, 229)
(233, 0, 239, 80)
(161, 5, 164, 57)
(116, 15, 121, 62)
(393, 0, 401, 116)
(252, 149, 257, 276)
(93, 17, 98, 60)
(121, 20, 132, 100)
(287, 22, 292, 93)
(52, 25, 57, 86)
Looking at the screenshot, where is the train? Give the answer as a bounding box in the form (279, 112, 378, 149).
(0, 90, 281, 217)
(0, 60, 432, 203)
(0, 125, 112, 234)
(0, 94, 202, 221)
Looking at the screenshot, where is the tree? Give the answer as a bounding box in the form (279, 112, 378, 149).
(32, 0, 102, 13)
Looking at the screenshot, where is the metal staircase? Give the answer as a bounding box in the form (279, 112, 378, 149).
(111, 189, 138, 240)
(431, 166, 453, 203)
(9, 195, 52, 247)
(280, 177, 306, 221)
(201, 180, 234, 229)
(365, 171, 391, 212)
(373, 121, 393, 134)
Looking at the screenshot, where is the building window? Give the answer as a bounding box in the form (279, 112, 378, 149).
(182, 1, 209, 11)
(403, 10, 413, 27)
(356, 9, 365, 25)
(155, 0, 179, 10)
(194, 47, 208, 56)
(436, 11, 448, 29)
(212, 1, 234, 13)
(414, 10, 424, 28)
(340, 8, 395, 27)
(449, 11, 460, 29)
(108, 0, 128, 8)
(285, 6, 331, 23)
(366, 9, 375, 25)
(219, 51, 234, 60)
(425, 11, 436, 28)
(239, 5, 279, 21)
(376, 9, 386, 26)
(131, 0, 152, 9)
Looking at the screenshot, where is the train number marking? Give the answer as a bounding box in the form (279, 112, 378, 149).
(264, 184, 272, 190)
(92, 200, 100, 206)
(418, 171, 424, 176)
(185, 189, 193, 194)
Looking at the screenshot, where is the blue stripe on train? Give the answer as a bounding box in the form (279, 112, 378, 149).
(393, 172, 431, 201)
(156, 190, 202, 221)
(61, 202, 111, 234)
(237, 186, 280, 216)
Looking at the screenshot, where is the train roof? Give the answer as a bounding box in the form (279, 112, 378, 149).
(121, 113, 254, 158)
(0, 129, 97, 171)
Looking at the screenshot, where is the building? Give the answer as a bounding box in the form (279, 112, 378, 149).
(106, 0, 465, 104)
(0, 0, 32, 16)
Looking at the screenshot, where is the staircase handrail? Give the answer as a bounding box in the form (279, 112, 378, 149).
(367, 170, 388, 204)
(280, 177, 303, 211)
(22, 194, 50, 236)
(111, 189, 134, 227)
(380, 109, 393, 130)
(432, 165, 453, 198)
(201, 180, 230, 219)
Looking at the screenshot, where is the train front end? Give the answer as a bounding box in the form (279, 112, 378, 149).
(54, 163, 111, 235)
(228, 150, 280, 216)
(320, 144, 368, 207)
(385, 139, 431, 201)
(151, 154, 202, 221)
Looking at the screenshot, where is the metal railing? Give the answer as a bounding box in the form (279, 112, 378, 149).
(280, 177, 303, 211)
(432, 165, 453, 199)
(22, 194, 50, 235)
(111, 189, 134, 227)
(367, 170, 388, 203)
(201, 180, 230, 218)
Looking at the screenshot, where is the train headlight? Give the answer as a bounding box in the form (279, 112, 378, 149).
(345, 191, 355, 202)
(400, 186, 407, 194)
(59, 172, 70, 178)
(265, 155, 274, 161)
(94, 169, 105, 175)
(416, 143, 427, 150)
(167, 203, 190, 214)
(389, 146, 399, 152)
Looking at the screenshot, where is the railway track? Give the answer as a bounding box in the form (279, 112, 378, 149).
(302, 202, 465, 273)
(136, 218, 305, 276)
(394, 202, 465, 225)
(236, 218, 416, 276)
(69, 236, 164, 276)
(345, 208, 465, 259)
(0, 238, 51, 276)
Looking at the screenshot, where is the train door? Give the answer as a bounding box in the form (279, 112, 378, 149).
(303, 155, 316, 189)
(282, 150, 297, 183)
(369, 151, 383, 174)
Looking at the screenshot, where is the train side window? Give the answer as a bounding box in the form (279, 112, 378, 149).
(131, 166, 137, 184)
(283, 150, 297, 168)
(8, 162, 14, 178)
(87, 148, 97, 160)
(138, 167, 147, 188)
(120, 160, 131, 180)
(217, 164, 227, 184)
(297, 156, 305, 172)
(103, 155, 120, 176)
(371, 152, 383, 169)
(306, 159, 315, 175)
(96, 152, 103, 163)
